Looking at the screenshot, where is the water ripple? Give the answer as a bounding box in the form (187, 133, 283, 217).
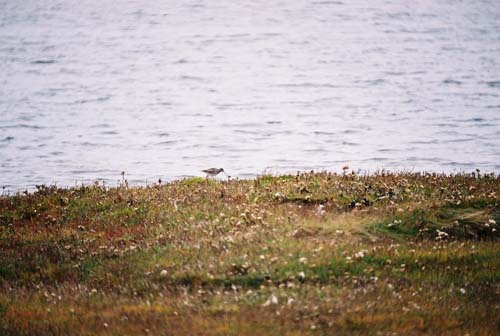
(0, 0, 499, 190)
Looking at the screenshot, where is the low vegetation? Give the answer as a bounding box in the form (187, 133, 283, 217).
(0, 171, 499, 335)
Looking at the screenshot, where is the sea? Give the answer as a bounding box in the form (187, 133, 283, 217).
(1, 0, 500, 190)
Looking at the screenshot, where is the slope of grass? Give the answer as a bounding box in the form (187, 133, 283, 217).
(0, 171, 499, 335)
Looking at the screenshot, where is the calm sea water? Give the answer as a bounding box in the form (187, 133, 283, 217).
(1, 0, 500, 190)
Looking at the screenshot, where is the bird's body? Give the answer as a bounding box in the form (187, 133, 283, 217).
(202, 168, 225, 178)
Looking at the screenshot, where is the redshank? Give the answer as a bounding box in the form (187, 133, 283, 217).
(202, 168, 226, 178)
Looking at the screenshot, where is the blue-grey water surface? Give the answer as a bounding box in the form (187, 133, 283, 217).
(1, 0, 500, 190)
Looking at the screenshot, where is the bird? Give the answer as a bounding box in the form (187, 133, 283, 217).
(202, 168, 226, 178)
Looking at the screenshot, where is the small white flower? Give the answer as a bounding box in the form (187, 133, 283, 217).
(298, 271, 305, 280)
(353, 250, 367, 259)
(317, 204, 326, 215)
(459, 288, 466, 294)
(160, 270, 168, 277)
(263, 294, 279, 306)
(435, 229, 449, 240)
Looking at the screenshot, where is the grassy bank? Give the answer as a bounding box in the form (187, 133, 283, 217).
(0, 171, 499, 335)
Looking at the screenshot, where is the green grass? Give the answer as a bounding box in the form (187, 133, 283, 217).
(0, 171, 499, 335)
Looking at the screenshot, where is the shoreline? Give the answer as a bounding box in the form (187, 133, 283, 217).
(2, 168, 498, 195)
